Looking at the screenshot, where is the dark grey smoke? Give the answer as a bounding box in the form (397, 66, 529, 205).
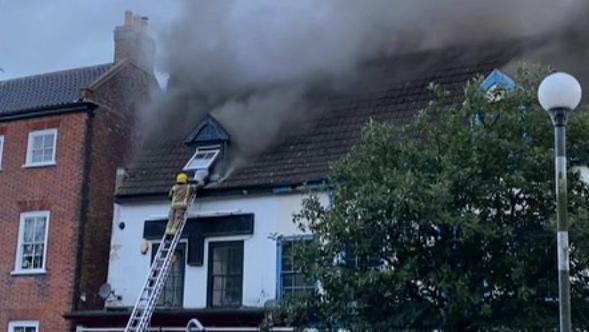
(141, 0, 588, 170)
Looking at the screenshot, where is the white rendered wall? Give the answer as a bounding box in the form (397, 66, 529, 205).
(106, 191, 328, 309)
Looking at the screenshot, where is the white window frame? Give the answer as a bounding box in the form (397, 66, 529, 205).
(183, 147, 220, 171)
(8, 321, 39, 332)
(24, 128, 57, 167)
(0, 135, 4, 170)
(12, 211, 50, 275)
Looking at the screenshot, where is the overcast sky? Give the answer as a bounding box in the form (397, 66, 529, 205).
(0, 0, 179, 80)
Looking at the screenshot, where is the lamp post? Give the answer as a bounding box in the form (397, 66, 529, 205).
(538, 72, 583, 332)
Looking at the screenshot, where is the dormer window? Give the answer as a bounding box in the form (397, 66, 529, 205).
(184, 116, 230, 181)
(183, 147, 220, 171)
(473, 70, 517, 126)
(480, 69, 516, 102)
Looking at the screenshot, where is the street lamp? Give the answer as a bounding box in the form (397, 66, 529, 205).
(538, 72, 582, 332)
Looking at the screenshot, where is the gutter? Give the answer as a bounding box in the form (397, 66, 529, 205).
(114, 180, 330, 203)
(0, 102, 95, 122)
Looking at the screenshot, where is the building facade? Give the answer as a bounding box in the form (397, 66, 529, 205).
(68, 45, 524, 331)
(0, 11, 156, 332)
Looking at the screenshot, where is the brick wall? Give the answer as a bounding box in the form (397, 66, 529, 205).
(0, 113, 89, 332)
(0, 63, 156, 332)
(74, 63, 156, 311)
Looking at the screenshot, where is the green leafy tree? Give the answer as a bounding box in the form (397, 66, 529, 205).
(270, 66, 589, 331)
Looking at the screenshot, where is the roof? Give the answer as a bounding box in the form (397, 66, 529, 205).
(117, 43, 524, 197)
(0, 63, 113, 115)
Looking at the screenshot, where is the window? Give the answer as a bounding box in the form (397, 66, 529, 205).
(152, 242, 185, 307)
(8, 321, 38, 332)
(183, 148, 219, 171)
(14, 211, 50, 274)
(278, 236, 315, 299)
(207, 241, 243, 307)
(0, 135, 4, 169)
(25, 129, 57, 167)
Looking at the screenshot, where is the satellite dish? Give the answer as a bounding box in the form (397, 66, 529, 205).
(98, 283, 113, 300)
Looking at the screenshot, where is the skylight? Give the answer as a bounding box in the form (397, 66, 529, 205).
(183, 148, 220, 171)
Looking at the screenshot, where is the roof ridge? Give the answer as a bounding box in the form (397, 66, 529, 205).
(0, 62, 113, 84)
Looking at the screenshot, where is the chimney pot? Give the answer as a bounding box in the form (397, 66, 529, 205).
(114, 10, 155, 71)
(133, 15, 142, 28)
(115, 167, 128, 192)
(140, 17, 149, 32)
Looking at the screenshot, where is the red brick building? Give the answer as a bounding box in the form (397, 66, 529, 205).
(0, 11, 157, 332)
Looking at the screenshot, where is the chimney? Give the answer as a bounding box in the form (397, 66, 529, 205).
(114, 10, 155, 72)
(115, 167, 128, 192)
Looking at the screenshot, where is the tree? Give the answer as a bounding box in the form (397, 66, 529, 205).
(270, 66, 589, 331)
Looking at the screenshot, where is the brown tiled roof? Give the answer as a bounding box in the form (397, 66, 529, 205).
(117, 45, 521, 197)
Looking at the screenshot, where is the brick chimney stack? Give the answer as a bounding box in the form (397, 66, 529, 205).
(114, 10, 155, 72)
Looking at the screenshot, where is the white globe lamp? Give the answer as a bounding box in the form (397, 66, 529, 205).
(538, 72, 582, 112)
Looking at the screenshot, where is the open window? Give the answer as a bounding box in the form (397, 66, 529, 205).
(183, 147, 220, 171)
(184, 116, 230, 180)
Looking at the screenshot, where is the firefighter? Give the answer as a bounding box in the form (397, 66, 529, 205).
(165, 172, 203, 237)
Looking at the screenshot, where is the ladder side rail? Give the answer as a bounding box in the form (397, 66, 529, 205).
(126, 217, 187, 332)
(136, 195, 196, 331)
(125, 227, 176, 331)
(136, 219, 186, 331)
(125, 195, 197, 332)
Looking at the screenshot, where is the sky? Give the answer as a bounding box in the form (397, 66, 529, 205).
(0, 0, 179, 81)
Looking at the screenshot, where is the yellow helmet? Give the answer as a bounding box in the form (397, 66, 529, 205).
(176, 173, 188, 184)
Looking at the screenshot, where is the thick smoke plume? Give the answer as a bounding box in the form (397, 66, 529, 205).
(141, 0, 587, 171)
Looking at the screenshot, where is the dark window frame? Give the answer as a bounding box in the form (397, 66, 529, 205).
(207, 240, 244, 308)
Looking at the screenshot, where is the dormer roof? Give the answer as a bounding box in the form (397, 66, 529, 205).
(184, 116, 229, 146)
(480, 69, 516, 93)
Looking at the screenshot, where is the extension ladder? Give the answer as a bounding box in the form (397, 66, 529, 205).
(124, 194, 196, 332)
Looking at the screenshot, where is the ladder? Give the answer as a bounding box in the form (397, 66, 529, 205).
(124, 193, 196, 332)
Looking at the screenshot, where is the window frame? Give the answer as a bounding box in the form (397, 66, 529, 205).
(13, 211, 50, 275)
(8, 320, 39, 332)
(0, 135, 4, 170)
(183, 146, 220, 171)
(24, 128, 57, 167)
(207, 240, 244, 308)
(277, 235, 315, 300)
